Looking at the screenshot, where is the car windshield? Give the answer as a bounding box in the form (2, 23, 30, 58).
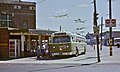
(53, 36, 70, 43)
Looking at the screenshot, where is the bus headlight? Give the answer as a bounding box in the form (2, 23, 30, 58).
(60, 48, 62, 51)
(66, 45, 69, 48)
(53, 46, 56, 48)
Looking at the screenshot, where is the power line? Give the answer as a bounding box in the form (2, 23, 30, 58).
(36, 0, 46, 4)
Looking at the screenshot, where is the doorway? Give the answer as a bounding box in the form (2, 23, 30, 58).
(9, 39, 20, 58)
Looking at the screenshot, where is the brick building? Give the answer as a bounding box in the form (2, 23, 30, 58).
(0, 0, 57, 60)
(0, 0, 36, 29)
(0, 0, 36, 60)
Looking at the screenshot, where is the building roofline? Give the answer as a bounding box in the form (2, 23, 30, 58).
(0, 1, 36, 5)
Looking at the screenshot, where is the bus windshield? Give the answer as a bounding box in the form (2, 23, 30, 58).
(53, 36, 70, 43)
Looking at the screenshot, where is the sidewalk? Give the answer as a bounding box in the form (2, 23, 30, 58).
(100, 46, 120, 64)
(0, 45, 120, 65)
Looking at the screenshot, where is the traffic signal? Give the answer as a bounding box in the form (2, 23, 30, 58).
(96, 13, 99, 20)
(94, 12, 99, 20)
(93, 12, 99, 26)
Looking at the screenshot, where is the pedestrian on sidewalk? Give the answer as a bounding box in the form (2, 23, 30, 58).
(36, 44, 40, 60)
(44, 43, 50, 58)
(40, 44, 45, 58)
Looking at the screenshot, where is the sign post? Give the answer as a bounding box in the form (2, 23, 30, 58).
(105, 18, 116, 56)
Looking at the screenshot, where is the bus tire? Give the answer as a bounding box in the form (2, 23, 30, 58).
(83, 46, 86, 54)
(75, 47, 79, 57)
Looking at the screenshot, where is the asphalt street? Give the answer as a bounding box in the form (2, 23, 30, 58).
(1, 45, 120, 72)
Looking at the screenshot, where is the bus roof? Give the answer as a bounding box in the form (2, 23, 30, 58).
(52, 31, 85, 38)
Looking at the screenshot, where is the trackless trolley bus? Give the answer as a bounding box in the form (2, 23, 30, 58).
(49, 32, 87, 56)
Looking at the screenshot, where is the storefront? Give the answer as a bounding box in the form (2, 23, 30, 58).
(0, 28, 56, 60)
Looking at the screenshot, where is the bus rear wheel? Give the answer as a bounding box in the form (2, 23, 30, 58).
(75, 47, 79, 57)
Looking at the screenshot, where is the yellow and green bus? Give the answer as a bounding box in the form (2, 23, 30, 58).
(49, 32, 87, 56)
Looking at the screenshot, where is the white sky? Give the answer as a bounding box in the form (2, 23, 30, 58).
(21, 0, 120, 35)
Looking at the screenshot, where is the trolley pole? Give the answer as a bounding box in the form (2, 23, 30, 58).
(109, 0, 113, 56)
(60, 25, 61, 31)
(93, 0, 101, 62)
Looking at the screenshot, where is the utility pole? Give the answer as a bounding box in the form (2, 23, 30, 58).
(100, 17, 103, 50)
(109, 0, 113, 56)
(93, 0, 101, 62)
